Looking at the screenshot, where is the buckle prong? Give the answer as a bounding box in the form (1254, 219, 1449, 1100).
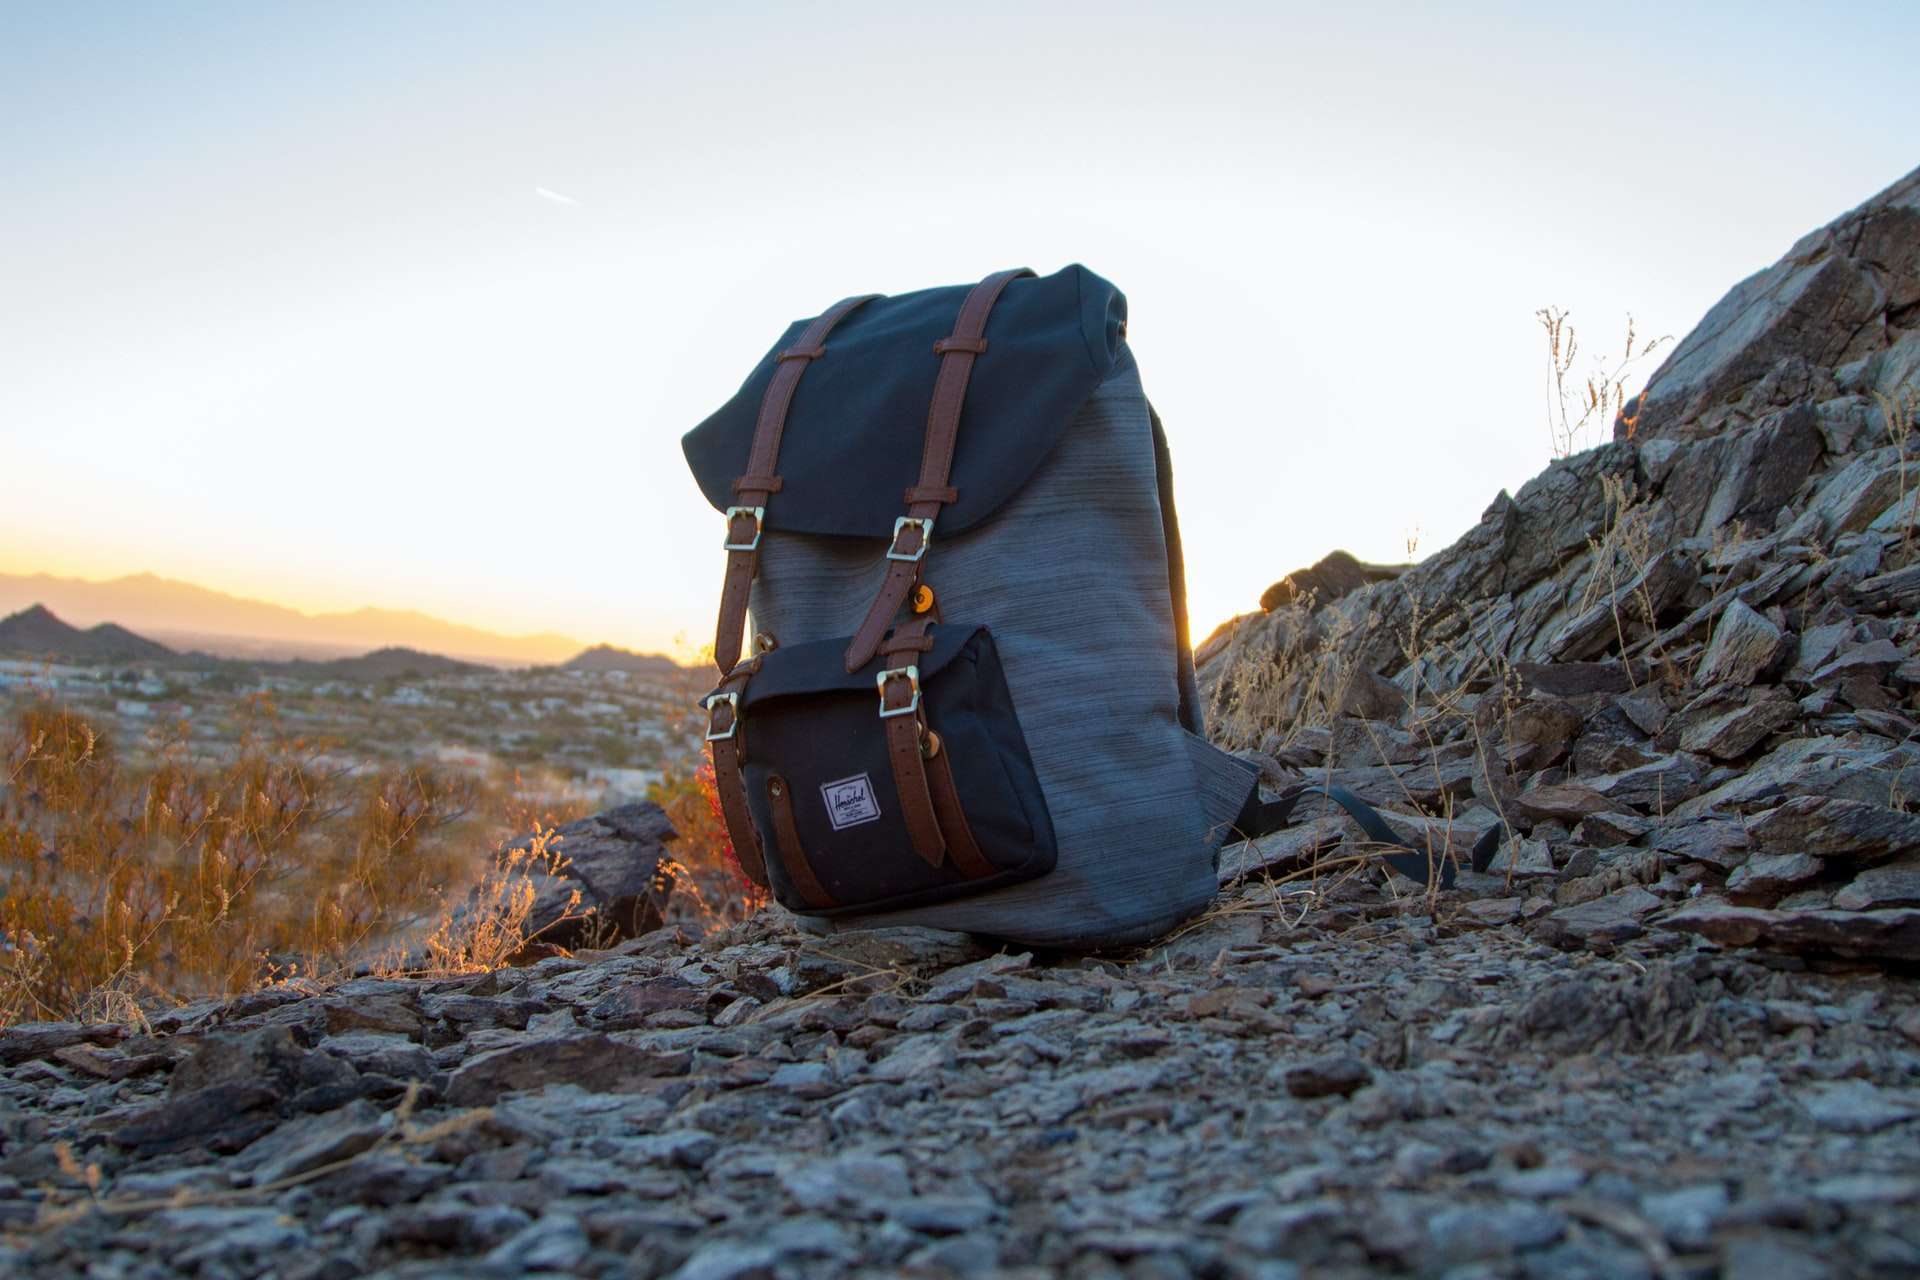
(876, 665, 921, 718)
(722, 506, 765, 553)
(885, 516, 933, 563)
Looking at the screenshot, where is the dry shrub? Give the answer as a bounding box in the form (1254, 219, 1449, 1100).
(415, 825, 577, 973)
(1207, 597, 1367, 754)
(1539, 307, 1671, 457)
(649, 752, 767, 928)
(0, 701, 479, 1027)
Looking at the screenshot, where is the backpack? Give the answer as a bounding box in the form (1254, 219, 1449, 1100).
(682, 267, 1491, 949)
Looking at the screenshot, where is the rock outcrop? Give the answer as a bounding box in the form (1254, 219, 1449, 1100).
(1202, 164, 1920, 969)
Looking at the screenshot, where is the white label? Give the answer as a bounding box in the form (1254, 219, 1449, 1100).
(820, 773, 882, 830)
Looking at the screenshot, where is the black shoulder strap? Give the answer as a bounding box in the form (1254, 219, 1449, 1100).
(1231, 783, 1504, 889)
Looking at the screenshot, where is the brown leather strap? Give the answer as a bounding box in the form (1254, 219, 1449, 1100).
(879, 619, 945, 867)
(843, 268, 1032, 672)
(714, 292, 880, 675)
(923, 735, 994, 879)
(766, 774, 837, 910)
(705, 664, 769, 887)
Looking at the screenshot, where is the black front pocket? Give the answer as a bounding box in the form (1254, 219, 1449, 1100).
(710, 624, 1055, 916)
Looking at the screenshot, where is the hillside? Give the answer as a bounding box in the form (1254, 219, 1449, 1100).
(0, 572, 585, 666)
(560, 643, 684, 677)
(5, 169, 1919, 1280)
(0, 604, 173, 663)
(1199, 163, 1920, 966)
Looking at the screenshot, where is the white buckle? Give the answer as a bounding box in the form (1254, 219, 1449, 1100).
(703, 691, 740, 740)
(722, 507, 765, 553)
(885, 516, 933, 563)
(876, 666, 921, 718)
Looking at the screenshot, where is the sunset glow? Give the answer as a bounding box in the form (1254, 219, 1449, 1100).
(4, 3, 1916, 661)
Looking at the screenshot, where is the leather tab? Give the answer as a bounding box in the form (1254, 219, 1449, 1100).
(845, 268, 1032, 672)
(904, 485, 958, 505)
(881, 673, 945, 867)
(713, 292, 880, 675)
(706, 665, 769, 886)
(767, 774, 837, 910)
(925, 740, 993, 879)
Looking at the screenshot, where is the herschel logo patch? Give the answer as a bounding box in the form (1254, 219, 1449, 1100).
(821, 774, 882, 830)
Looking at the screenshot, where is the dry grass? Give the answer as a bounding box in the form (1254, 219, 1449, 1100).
(1539, 307, 1671, 458)
(0, 696, 685, 1027)
(1207, 596, 1369, 754)
(1874, 384, 1918, 555)
(0, 701, 488, 1027)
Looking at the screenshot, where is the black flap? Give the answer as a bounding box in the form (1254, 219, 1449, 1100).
(682, 265, 1126, 539)
(708, 624, 985, 707)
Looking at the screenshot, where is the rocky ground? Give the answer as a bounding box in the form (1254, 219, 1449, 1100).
(4, 165, 1918, 1280)
(2, 874, 1917, 1280)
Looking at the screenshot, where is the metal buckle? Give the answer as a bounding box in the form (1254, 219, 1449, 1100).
(703, 691, 740, 740)
(876, 666, 921, 718)
(722, 506, 765, 553)
(885, 516, 933, 563)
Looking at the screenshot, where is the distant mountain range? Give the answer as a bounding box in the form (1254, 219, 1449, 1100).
(0, 571, 592, 666)
(0, 605, 175, 663)
(0, 602, 687, 682)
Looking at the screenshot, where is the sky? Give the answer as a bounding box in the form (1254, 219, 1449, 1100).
(3, 2, 1917, 660)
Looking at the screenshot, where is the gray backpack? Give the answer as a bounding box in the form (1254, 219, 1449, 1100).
(682, 266, 1260, 948)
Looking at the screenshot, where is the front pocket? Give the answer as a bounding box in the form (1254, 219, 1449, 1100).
(707, 624, 1055, 916)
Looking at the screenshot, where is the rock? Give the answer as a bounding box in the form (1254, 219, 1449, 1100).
(482, 803, 677, 953)
(484, 1213, 592, 1272)
(1513, 660, 1650, 697)
(1808, 636, 1905, 686)
(1833, 859, 1920, 910)
(1677, 694, 1798, 760)
(1539, 885, 1662, 948)
(1726, 852, 1826, 899)
(1661, 901, 1920, 962)
(233, 1100, 387, 1186)
(1694, 404, 1827, 535)
(1261, 550, 1408, 612)
(0, 1021, 123, 1067)
(1492, 700, 1585, 771)
(1641, 1184, 1729, 1251)
(1616, 686, 1671, 736)
(1651, 818, 1750, 870)
(1852, 565, 1920, 613)
(107, 1082, 283, 1155)
(778, 1153, 909, 1214)
(1511, 783, 1611, 823)
(1427, 1203, 1567, 1262)
(1800, 1081, 1919, 1134)
(1572, 812, 1652, 845)
(1279, 1054, 1372, 1098)
(1746, 796, 1920, 862)
(1694, 599, 1786, 688)
(444, 1033, 688, 1105)
(666, 1243, 779, 1280)
(1630, 167, 1917, 442)
(1585, 754, 1707, 813)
